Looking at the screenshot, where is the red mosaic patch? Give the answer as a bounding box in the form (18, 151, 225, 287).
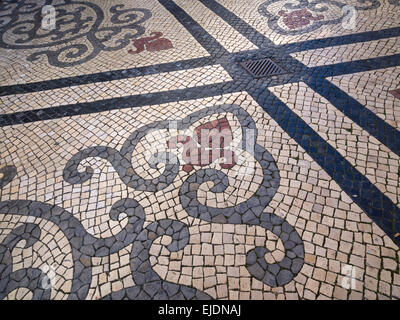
(278, 9, 324, 30)
(388, 88, 400, 99)
(128, 32, 173, 55)
(167, 117, 237, 173)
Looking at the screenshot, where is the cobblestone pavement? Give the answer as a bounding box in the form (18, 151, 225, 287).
(0, 0, 399, 300)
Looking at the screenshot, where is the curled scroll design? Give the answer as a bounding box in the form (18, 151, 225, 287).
(0, 199, 145, 299)
(64, 104, 305, 287)
(1, 104, 305, 298)
(102, 219, 212, 300)
(0, 0, 152, 67)
(63, 133, 179, 193)
(176, 105, 304, 287)
(0, 199, 210, 299)
(0, 223, 51, 300)
(0, 165, 17, 188)
(258, 0, 383, 35)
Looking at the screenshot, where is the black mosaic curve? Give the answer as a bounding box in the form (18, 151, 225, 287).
(0, 223, 51, 300)
(181, 164, 304, 287)
(102, 219, 212, 300)
(0, 1, 152, 67)
(179, 146, 303, 286)
(258, 0, 381, 36)
(0, 165, 17, 188)
(187, 0, 400, 245)
(64, 145, 180, 192)
(63, 103, 305, 287)
(0, 198, 146, 299)
(246, 216, 303, 287)
(62, 103, 253, 195)
(0, 0, 400, 299)
(0, 199, 213, 299)
(62, 102, 246, 193)
(0, 161, 212, 299)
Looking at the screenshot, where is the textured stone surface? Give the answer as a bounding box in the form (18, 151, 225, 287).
(0, 0, 399, 300)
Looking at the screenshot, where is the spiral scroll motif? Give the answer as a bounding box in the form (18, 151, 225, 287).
(0, 0, 152, 67)
(258, 0, 386, 35)
(0, 104, 305, 299)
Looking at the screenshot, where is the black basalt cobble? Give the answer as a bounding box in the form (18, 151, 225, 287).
(0, 0, 399, 301)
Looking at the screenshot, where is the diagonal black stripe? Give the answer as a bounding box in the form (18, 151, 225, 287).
(308, 54, 400, 78)
(0, 57, 213, 97)
(0, 82, 237, 127)
(199, 0, 272, 48)
(307, 77, 400, 157)
(250, 89, 400, 247)
(281, 27, 400, 53)
(171, 0, 400, 245)
(158, 0, 228, 57)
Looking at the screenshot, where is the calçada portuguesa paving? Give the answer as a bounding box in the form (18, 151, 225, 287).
(0, 0, 399, 300)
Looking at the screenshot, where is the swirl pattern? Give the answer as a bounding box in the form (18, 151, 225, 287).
(0, 104, 305, 299)
(258, 0, 388, 35)
(0, 0, 152, 67)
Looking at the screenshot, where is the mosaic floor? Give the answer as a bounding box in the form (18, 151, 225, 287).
(0, 0, 399, 300)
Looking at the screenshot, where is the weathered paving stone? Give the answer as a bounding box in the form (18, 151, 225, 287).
(0, 0, 399, 301)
